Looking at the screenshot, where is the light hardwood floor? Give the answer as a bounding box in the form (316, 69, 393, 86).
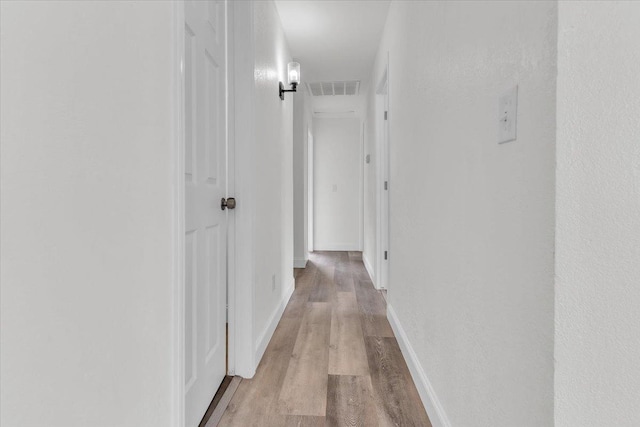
(218, 251, 431, 427)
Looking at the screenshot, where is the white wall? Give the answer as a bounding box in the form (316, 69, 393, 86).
(250, 0, 295, 369)
(368, 2, 557, 426)
(292, 89, 312, 268)
(0, 2, 176, 426)
(555, 2, 640, 426)
(313, 117, 362, 251)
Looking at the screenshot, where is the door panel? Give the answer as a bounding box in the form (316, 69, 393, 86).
(184, 1, 227, 426)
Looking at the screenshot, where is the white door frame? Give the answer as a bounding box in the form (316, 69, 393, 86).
(171, 2, 238, 426)
(359, 121, 365, 251)
(307, 129, 314, 253)
(376, 59, 390, 291)
(225, 0, 237, 380)
(228, 0, 256, 380)
(171, 3, 186, 425)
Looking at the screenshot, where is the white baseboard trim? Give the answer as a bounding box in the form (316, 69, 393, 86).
(293, 258, 308, 268)
(254, 277, 295, 368)
(362, 253, 376, 286)
(313, 243, 360, 251)
(387, 304, 452, 427)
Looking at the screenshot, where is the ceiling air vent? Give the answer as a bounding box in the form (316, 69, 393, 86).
(306, 80, 360, 97)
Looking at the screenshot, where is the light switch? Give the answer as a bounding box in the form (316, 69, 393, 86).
(332, 184, 337, 192)
(498, 86, 518, 144)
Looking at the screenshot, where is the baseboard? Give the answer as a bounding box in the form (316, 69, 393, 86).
(362, 253, 376, 286)
(254, 277, 295, 368)
(293, 258, 308, 268)
(387, 304, 452, 427)
(313, 243, 360, 251)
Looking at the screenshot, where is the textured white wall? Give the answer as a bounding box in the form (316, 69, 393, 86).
(313, 118, 362, 251)
(293, 90, 311, 267)
(555, 2, 640, 426)
(251, 0, 295, 359)
(0, 2, 175, 426)
(368, 2, 557, 425)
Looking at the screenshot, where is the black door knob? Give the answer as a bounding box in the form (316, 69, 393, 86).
(221, 197, 236, 210)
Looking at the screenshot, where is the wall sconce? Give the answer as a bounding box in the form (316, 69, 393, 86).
(279, 62, 300, 100)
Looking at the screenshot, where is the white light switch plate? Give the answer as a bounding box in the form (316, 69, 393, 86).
(498, 85, 518, 144)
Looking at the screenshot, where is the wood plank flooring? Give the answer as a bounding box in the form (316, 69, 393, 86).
(218, 251, 431, 427)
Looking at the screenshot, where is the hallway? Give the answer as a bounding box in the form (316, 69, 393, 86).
(3, 2, 640, 426)
(218, 252, 431, 426)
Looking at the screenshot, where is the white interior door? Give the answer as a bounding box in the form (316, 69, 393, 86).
(184, 1, 227, 425)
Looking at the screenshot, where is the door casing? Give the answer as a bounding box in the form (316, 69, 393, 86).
(376, 58, 390, 291)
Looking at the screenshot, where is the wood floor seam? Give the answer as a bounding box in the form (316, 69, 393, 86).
(218, 251, 431, 427)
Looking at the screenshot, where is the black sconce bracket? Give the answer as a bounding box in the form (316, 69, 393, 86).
(279, 82, 298, 100)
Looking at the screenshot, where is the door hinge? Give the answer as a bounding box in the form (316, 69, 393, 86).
(384, 111, 388, 120)
(384, 251, 388, 260)
(384, 181, 388, 190)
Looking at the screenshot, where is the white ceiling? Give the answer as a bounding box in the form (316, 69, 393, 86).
(274, 0, 391, 84)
